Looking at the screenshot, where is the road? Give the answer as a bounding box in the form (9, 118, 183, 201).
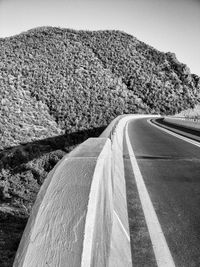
(124, 117, 200, 267)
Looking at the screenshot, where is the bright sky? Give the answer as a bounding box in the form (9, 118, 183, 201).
(0, 0, 199, 75)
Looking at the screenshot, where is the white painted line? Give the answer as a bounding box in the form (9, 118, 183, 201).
(148, 119, 200, 148)
(113, 210, 130, 242)
(125, 122, 175, 267)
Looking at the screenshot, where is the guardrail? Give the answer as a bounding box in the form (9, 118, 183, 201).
(163, 116, 200, 132)
(13, 114, 155, 267)
(168, 116, 200, 123)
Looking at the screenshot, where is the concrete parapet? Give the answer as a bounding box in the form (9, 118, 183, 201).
(108, 116, 133, 267)
(164, 117, 200, 131)
(14, 138, 112, 267)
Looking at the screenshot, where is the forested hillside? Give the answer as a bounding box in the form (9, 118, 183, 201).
(0, 26, 199, 266)
(1, 27, 200, 149)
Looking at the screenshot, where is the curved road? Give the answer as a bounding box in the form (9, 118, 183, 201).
(125, 117, 200, 267)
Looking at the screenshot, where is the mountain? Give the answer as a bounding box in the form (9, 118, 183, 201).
(0, 26, 199, 266)
(1, 26, 200, 150)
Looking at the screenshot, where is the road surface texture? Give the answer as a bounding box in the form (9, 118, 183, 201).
(124, 117, 200, 267)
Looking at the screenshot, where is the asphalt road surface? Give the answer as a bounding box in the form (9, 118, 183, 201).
(125, 117, 200, 267)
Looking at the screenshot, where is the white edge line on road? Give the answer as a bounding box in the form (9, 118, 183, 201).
(148, 119, 200, 148)
(125, 121, 175, 267)
(113, 210, 130, 242)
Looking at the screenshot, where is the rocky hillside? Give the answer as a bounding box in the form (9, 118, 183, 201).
(0, 26, 199, 266)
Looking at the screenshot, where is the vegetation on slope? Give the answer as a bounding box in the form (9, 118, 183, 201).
(0, 26, 199, 266)
(177, 104, 200, 118)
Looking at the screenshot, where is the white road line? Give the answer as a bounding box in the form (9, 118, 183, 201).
(125, 122, 175, 267)
(148, 119, 200, 148)
(113, 210, 130, 242)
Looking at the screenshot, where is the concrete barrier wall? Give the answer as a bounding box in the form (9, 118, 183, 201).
(108, 116, 133, 267)
(14, 138, 112, 267)
(164, 117, 200, 131)
(14, 114, 157, 267)
(81, 138, 113, 267)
